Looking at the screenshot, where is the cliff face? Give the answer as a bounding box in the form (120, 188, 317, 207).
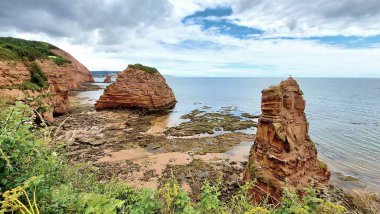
(243, 77, 330, 203)
(51, 49, 94, 87)
(0, 47, 93, 122)
(95, 67, 176, 110)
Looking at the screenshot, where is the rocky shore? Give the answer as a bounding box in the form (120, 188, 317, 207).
(53, 96, 256, 196)
(1, 37, 378, 213)
(51, 78, 379, 212)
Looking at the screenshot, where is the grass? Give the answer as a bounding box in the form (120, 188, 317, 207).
(265, 85, 284, 100)
(0, 101, 373, 214)
(0, 37, 71, 66)
(128, 63, 159, 74)
(0, 63, 48, 91)
(318, 160, 328, 171)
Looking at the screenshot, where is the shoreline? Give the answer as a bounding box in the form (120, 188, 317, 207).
(58, 86, 380, 211)
(70, 84, 380, 196)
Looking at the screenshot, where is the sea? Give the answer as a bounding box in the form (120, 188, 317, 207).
(81, 73, 380, 193)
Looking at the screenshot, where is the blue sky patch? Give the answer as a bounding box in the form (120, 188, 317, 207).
(183, 7, 232, 20)
(309, 35, 380, 48)
(162, 40, 224, 50)
(182, 7, 380, 48)
(182, 7, 263, 39)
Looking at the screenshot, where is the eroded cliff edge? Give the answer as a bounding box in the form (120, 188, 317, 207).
(0, 37, 94, 122)
(243, 77, 330, 203)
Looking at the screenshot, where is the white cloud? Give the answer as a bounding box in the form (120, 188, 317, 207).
(0, 0, 380, 77)
(230, 0, 380, 37)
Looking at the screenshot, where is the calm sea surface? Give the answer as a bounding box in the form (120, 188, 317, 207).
(81, 76, 380, 192)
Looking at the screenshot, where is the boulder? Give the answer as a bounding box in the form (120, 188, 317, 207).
(103, 75, 112, 83)
(243, 77, 330, 203)
(95, 64, 176, 110)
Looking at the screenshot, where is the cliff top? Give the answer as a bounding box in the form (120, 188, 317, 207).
(0, 37, 71, 66)
(127, 63, 159, 74)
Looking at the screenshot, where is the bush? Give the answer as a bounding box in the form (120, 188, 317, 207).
(0, 101, 353, 214)
(0, 63, 49, 91)
(128, 63, 159, 74)
(52, 56, 71, 66)
(0, 37, 71, 66)
(30, 63, 48, 88)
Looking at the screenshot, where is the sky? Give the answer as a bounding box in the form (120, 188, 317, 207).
(1, 0, 380, 77)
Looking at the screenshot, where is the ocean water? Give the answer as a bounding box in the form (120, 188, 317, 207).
(81, 76, 380, 192)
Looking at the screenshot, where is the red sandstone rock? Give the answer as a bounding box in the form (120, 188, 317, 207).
(95, 67, 176, 110)
(0, 48, 94, 122)
(243, 77, 330, 203)
(103, 75, 112, 83)
(51, 49, 94, 87)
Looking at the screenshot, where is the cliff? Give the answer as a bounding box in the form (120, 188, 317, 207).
(0, 37, 94, 122)
(243, 77, 330, 203)
(95, 64, 176, 110)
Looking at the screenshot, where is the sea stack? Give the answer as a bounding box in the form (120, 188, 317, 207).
(103, 75, 112, 83)
(243, 77, 330, 203)
(95, 64, 176, 110)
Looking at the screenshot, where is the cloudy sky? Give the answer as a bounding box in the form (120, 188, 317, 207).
(1, 0, 380, 77)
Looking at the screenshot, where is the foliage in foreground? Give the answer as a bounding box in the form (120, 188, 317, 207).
(0, 102, 365, 213)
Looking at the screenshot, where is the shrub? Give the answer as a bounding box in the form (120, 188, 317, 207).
(0, 37, 71, 65)
(0, 63, 49, 91)
(157, 178, 194, 213)
(30, 63, 48, 88)
(0, 177, 40, 214)
(52, 56, 71, 66)
(0, 101, 354, 214)
(197, 180, 223, 213)
(0, 46, 19, 60)
(128, 63, 159, 74)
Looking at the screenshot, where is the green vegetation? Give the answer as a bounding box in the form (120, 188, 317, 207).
(265, 85, 284, 100)
(165, 109, 257, 136)
(50, 56, 72, 66)
(318, 160, 328, 171)
(0, 102, 368, 213)
(30, 63, 48, 88)
(0, 63, 48, 91)
(128, 63, 159, 74)
(0, 37, 71, 66)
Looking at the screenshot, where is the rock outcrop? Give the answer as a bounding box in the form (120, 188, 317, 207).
(0, 39, 94, 122)
(103, 75, 112, 83)
(95, 65, 176, 110)
(243, 77, 330, 203)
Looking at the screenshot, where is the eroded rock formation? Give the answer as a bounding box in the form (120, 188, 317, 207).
(243, 77, 330, 203)
(0, 49, 93, 122)
(95, 66, 176, 110)
(103, 75, 112, 83)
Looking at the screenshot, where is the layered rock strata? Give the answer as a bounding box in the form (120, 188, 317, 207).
(0, 49, 93, 122)
(243, 77, 330, 203)
(95, 67, 176, 110)
(103, 75, 112, 83)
